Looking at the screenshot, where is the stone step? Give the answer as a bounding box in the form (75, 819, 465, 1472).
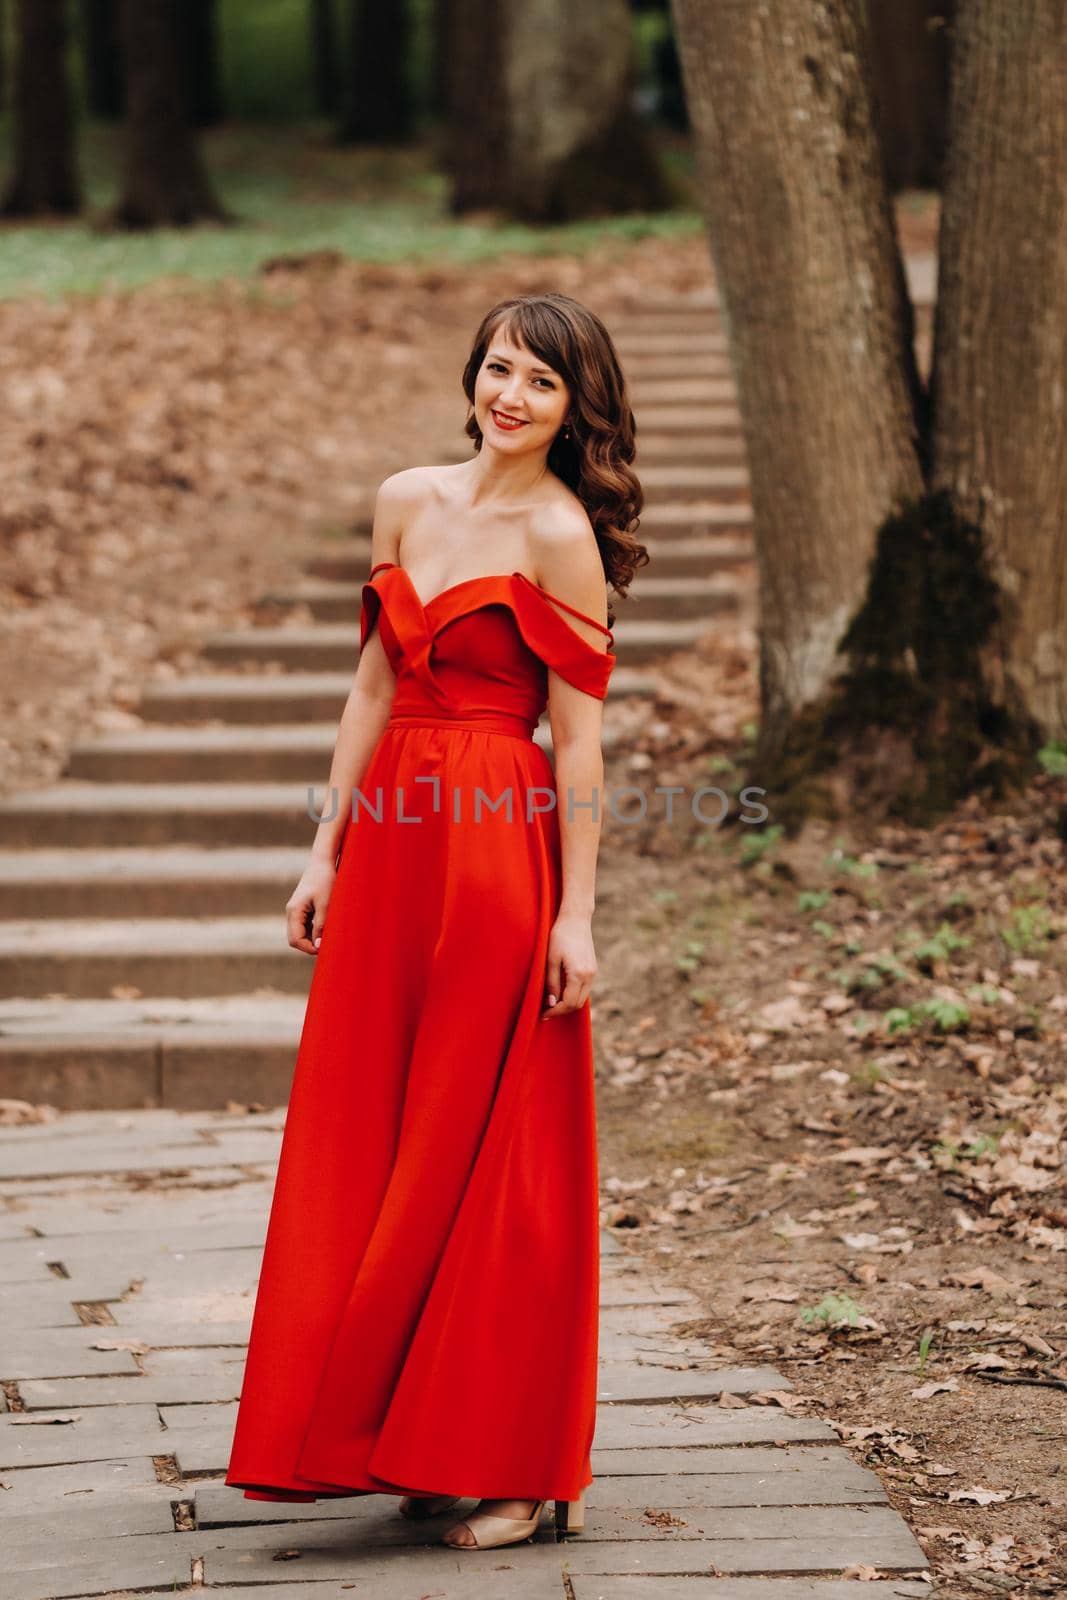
(625, 354, 733, 379)
(637, 403, 741, 433)
(0, 846, 309, 919)
(136, 664, 661, 725)
(635, 433, 745, 464)
(0, 995, 306, 1108)
(264, 571, 746, 627)
(63, 713, 630, 785)
(632, 378, 737, 406)
(639, 463, 749, 499)
(628, 261, 935, 312)
(284, 540, 753, 609)
(302, 511, 753, 581)
(0, 779, 450, 850)
(615, 332, 729, 356)
(0, 915, 307, 1000)
(198, 615, 713, 673)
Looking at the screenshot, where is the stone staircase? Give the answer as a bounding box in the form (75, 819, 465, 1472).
(0, 265, 935, 1108)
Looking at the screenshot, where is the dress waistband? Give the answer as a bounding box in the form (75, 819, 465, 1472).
(384, 710, 536, 741)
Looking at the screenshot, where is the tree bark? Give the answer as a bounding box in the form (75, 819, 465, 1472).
(443, 0, 509, 211)
(445, 0, 673, 220)
(81, 0, 124, 119)
(310, 0, 341, 118)
(865, 0, 952, 190)
(337, 0, 413, 143)
(1, 0, 81, 216)
(670, 0, 924, 759)
(114, 0, 226, 227)
(181, 0, 224, 128)
(931, 0, 1067, 740)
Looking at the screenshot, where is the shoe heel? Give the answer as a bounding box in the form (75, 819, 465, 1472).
(553, 1488, 586, 1537)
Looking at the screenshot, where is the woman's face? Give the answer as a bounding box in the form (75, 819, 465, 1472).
(473, 323, 571, 455)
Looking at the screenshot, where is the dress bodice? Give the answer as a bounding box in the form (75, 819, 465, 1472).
(360, 562, 616, 734)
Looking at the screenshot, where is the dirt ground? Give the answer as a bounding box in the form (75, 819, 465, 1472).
(594, 630, 1066, 1597)
(7, 198, 1064, 1595)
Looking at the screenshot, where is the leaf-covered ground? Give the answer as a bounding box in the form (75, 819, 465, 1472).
(596, 621, 1066, 1597)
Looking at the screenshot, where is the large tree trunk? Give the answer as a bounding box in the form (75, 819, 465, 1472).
(443, 0, 509, 211)
(81, 0, 124, 119)
(446, 0, 673, 220)
(1, 0, 80, 216)
(310, 0, 341, 118)
(337, 0, 413, 143)
(114, 0, 226, 227)
(865, 0, 952, 190)
(181, 0, 224, 128)
(670, 0, 924, 762)
(931, 0, 1067, 741)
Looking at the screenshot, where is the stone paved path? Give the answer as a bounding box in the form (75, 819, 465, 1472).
(0, 1110, 930, 1599)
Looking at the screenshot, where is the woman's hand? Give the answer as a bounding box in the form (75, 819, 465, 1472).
(541, 912, 597, 1019)
(286, 858, 337, 955)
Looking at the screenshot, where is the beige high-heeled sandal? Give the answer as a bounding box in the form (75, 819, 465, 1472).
(398, 1492, 462, 1519)
(441, 1487, 586, 1549)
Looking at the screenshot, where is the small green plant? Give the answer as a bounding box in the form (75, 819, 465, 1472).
(797, 889, 831, 912)
(886, 998, 970, 1034)
(826, 846, 880, 880)
(851, 1060, 887, 1087)
(812, 919, 835, 940)
(705, 753, 737, 775)
(966, 982, 1003, 1005)
(740, 822, 784, 866)
(1002, 904, 1055, 953)
(1038, 741, 1067, 777)
(846, 953, 909, 995)
(800, 1293, 868, 1331)
(916, 1327, 937, 1376)
(675, 939, 705, 976)
(907, 921, 973, 971)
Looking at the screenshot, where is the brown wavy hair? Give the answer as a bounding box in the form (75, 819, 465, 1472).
(460, 293, 648, 628)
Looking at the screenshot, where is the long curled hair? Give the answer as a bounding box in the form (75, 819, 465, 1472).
(460, 293, 648, 628)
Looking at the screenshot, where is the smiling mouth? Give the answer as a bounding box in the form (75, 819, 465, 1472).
(491, 409, 529, 429)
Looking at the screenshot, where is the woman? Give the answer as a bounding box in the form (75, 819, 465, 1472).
(224, 291, 646, 1552)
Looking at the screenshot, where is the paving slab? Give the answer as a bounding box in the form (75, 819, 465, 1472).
(593, 1404, 835, 1450)
(560, 1532, 928, 1575)
(570, 1584, 929, 1600)
(0, 1402, 166, 1468)
(19, 1370, 240, 1408)
(597, 1364, 790, 1403)
(3, 1531, 198, 1600)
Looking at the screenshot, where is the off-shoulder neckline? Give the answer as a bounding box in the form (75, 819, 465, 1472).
(367, 561, 614, 641)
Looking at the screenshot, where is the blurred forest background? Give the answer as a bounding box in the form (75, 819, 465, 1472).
(0, 0, 948, 294)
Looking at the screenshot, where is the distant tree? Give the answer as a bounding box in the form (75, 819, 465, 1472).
(114, 0, 226, 227)
(337, 0, 413, 143)
(81, 0, 124, 119)
(181, 0, 224, 128)
(445, 0, 673, 220)
(309, 0, 341, 118)
(866, 0, 953, 190)
(0, 1, 6, 114)
(443, 0, 508, 211)
(1, 0, 81, 216)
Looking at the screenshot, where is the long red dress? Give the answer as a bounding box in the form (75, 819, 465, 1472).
(224, 559, 616, 1506)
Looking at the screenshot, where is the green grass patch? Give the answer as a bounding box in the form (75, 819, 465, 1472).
(0, 122, 703, 300)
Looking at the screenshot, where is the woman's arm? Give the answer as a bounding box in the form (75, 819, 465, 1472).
(285, 480, 403, 954)
(535, 529, 613, 1017)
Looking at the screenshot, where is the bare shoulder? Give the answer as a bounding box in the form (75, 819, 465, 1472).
(527, 502, 610, 641)
(370, 465, 453, 566)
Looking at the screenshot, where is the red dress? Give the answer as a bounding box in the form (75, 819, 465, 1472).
(224, 559, 616, 1505)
